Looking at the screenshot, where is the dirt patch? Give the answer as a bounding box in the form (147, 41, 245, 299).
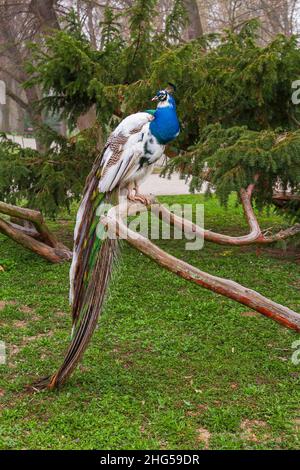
(240, 419, 268, 442)
(122, 361, 133, 369)
(19, 305, 35, 315)
(9, 331, 54, 360)
(230, 382, 239, 389)
(0, 301, 36, 320)
(0, 300, 17, 311)
(186, 404, 208, 417)
(57, 219, 72, 226)
(55, 310, 67, 318)
(9, 344, 21, 356)
(13, 320, 28, 328)
(196, 427, 211, 449)
(293, 418, 300, 431)
(241, 311, 260, 318)
(290, 280, 300, 290)
(255, 375, 276, 386)
(26, 331, 53, 343)
(266, 247, 300, 261)
(239, 244, 300, 263)
(112, 343, 154, 369)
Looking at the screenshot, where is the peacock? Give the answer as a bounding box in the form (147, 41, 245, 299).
(36, 84, 180, 389)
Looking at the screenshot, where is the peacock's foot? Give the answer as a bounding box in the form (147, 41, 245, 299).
(127, 190, 152, 206)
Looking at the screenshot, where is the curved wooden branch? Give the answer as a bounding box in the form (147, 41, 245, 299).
(103, 202, 300, 332)
(0, 201, 72, 263)
(0, 217, 71, 263)
(151, 186, 300, 246)
(260, 224, 300, 243)
(0, 201, 57, 246)
(9, 221, 40, 239)
(152, 186, 264, 246)
(273, 192, 300, 203)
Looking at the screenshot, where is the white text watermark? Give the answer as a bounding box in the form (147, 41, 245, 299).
(292, 80, 300, 105)
(95, 202, 205, 251)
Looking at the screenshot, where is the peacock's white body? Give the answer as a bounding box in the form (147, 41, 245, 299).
(99, 112, 164, 194)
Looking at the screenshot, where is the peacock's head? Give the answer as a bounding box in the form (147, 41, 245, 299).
(152, 83, 176, 107)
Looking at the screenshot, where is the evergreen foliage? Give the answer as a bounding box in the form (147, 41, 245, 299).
(64, 8, 88, 42)
(165, 0, 189, 43)
(164, 125, 300, 211)
(1, 3, 300, 219)
(100, 6, 122, 49)
(0, 127, 99, 217)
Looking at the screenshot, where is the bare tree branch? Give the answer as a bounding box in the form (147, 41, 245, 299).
(5, 87, 28, 110)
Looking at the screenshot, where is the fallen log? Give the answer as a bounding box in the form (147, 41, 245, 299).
(0, 201, 72, 263)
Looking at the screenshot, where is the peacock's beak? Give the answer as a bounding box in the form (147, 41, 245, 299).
(151, 95, 158, 101)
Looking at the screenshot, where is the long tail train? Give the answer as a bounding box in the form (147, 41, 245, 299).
(30, 156, 119, 390)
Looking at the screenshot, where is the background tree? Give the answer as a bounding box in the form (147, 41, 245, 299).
(0, 1, 300, 254)
(182, 0, 203, 39)
(0, 0, 61, 137)
(0, 0, 190, 260)
(199, 0, 300, 39)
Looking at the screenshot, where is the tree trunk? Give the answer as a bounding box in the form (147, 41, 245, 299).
(0, 0, 61, 144)
(86, 1, 97, 49)
(28, 0, 60, 31)
(76, 105, 97, 132)
(183, 0, 203, 39)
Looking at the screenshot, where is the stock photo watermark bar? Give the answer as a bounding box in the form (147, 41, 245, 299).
(95, 202, 205, 251)
(292, 80, 300, 104)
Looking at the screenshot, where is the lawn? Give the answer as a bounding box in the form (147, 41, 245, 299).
(0, 194, 300, 450)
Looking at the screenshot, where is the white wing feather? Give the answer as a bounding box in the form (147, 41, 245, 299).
(111, 112, 153, 138)
(71, 113, 154, 303)
(99, 112, 154, 192)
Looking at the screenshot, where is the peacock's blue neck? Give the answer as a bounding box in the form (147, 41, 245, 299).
(149, 99, 180, 145)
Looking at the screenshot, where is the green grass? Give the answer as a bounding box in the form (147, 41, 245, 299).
(0, 194, 300, 450)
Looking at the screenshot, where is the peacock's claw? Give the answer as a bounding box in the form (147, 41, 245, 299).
(127, 192, 151, 206)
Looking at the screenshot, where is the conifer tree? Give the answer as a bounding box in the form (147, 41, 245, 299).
(0, 9, 300, 221)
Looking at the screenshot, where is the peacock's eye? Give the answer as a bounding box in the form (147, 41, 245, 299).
(158, 91, 167, 101)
